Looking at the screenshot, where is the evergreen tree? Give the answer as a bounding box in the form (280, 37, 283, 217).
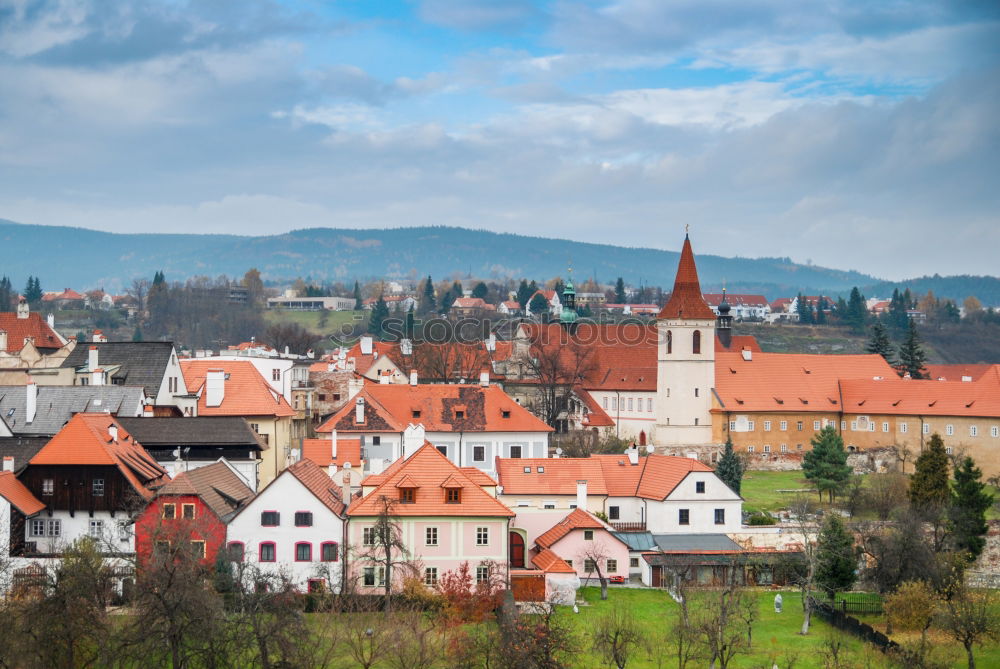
(845, 287, 867, 333)
(796, 293, 813, 324)
(368, 295, 390, 337)
(24, 275, 43, 304)
(404, 305, 415, 339)
(131, 326, 143, 342)
(516, 279, 533, 310)
(716, 436, 743, 495)
(865, 321, 896, 366)
(815, 514, 857, 600)
(0, 276, 11, 312)
(553, 279, 565, 298)
(801, 426, 851, 502)
(897, 319, 927, 379)
(815, 297, 827, 324)
(471, 281, 488, 299)
(421, 275, 436, 314)
(909, 433, 951, 510)
(353, 281, 363, 310)
(529, 292, 549, 315)
(888, 288, 909, 332)
(950, 456, 993, 562)
(614, 277, 627, 304)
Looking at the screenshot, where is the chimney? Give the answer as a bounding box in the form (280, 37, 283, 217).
(88, 345, 99, 371)
(486, 333, 496, 352)
(329, 428, 338, 458)
(46, 313, 55, 329)
(626, 444, 639, 466)
(92, 330, 106, 343)
(340, 464, 353, 505)
(360, 336, 373, 355)
(409, 370, 418, 386)
(400, 338, 412, 355)
(479, 369, 490, 387)
(403, 423, 426, 458)
(0, 330, 6, 351)
(16, 298, 28, 319)
(143, 404, 154, 417)
(91, 368, 104, 386)
(284, 345, 290, 356)
(25, 379, 36, 424)
(108, 423, 118, 442)
(355, 397, 365, 423)
(379, 370, 390, 384)
(576, 480, 588, 510)
(347, 377, 364, 399)
(205, 369, 226, 407)
(1, 456, 13, 472)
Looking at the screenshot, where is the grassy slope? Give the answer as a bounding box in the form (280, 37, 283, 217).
(263, 309, 367, 337)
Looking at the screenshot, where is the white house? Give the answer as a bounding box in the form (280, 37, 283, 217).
(226, 458, 347, 592)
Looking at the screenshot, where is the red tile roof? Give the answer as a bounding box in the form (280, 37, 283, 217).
(285, 458, 346, 516)
(535, 508, 606, 548)
(157, 461, 255, 518)
(657, 236, 716, 320)
(532, 548, 575, 573)
(840, 376, 1000, 418)
(714, 351, 896, 413)
(302, 437, 363, 468)
(592, 454, 714, 499)
(42, 288, 84, 302)
(180, 360, 295, 417)
(575, 386, 615, 427)
(316, 384, 552, 434)
(0, 312, 65, 352)
(29, 413, 168, 499)
(348, 444, 514, 517)
(0, 471, 45, 515)
(924, 364, 999, 382)
(495, 457, 609, 496)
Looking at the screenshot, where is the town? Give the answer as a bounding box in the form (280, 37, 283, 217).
(0, 235, 998, 667)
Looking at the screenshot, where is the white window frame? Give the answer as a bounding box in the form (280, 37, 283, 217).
(476, 527, 489, 546)
(763, 421, 771, 432)
(946, 424, 954, 436)
(882, 422, 889, 433)
(424, 567, 438, 586)
(425, 527, 438, 546)
(970, 425, 978, 437)
(813, 420, 821, 431)
(992, 426, 999, 438)
(780, 420, 788, 431)
(900, 422, 908, 433)
(89, 519, 104, 538)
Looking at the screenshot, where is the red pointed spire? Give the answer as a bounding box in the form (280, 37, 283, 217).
(657, 234, 716, 320)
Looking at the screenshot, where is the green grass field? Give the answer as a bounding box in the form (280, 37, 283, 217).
(263, 309, 367, 338)
(740, 470, 818, 514)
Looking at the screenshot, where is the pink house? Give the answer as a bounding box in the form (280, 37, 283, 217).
(346, 444, 515, 591)
(534, 508, 631, 584)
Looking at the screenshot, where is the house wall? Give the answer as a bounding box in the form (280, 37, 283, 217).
(154, 347, 186, 407)
(548, 529, 630, 580)
(226, 473, 345, 591)
(135, 495, 227, 566)
(347, 515, 509, 590)
(25, 509, 133, 555)
(586, 390, 656, 440)
(248, 416, 292, 488)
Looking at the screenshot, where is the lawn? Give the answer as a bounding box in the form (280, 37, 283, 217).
(740, 470, 817, 514)
(263, 309, 367, 340)
(562, 586, 891, 668)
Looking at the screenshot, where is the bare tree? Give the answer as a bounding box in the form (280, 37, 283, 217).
(591, 602, 645, 669)
(580, 539, 613, 601)
(127, 277, 150, 313)
(693, 573, 756, 669)
(338, 597, 393, 669)
(357, 494, 418, 612)
(384, 610, 445, 669)
(521, 332, 598, 428)
(864, 472, 909, 521)
(402, 341, 492, 382)
(785, 496, 821, 635)
(938, 584, 1000, 669)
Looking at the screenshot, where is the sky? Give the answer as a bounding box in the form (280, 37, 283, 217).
(0, 0, 998, 281)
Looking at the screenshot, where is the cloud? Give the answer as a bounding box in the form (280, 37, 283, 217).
(418, 0, 540, 32)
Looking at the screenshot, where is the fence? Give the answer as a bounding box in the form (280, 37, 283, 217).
(834, 593, 883, 615)
(808, 596, 917, 664)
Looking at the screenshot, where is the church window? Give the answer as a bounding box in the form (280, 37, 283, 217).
(692, 331, 701, 354)
(666, 330, 672, 354)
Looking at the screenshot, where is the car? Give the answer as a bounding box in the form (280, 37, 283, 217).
(609, 575, 626, 584)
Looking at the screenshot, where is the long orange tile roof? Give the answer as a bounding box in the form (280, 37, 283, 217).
(840, 376, 1000, 418)
(657, 235, 716, 321)
(532, 548, 575, 573)
(496, 457, 610, 496)
(302, 437, 363, 469)
(593, 454, 714, 499)
(29, 413, 168, 499)
(714, 351, 895, 413)
(0, 471, 45, 515)
(181, 360, 295, 417)
(347, 444, 514, 517)
(535, 508, 607, 548)
(924, 364, 1000, 382)
(316, 383, 552, 434)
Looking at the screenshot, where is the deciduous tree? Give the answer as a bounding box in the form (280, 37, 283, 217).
(938, 584, 1000, 669)
(592, 602, 644, 669)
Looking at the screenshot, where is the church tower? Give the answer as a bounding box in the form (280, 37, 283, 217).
(655, 234, 716, 446)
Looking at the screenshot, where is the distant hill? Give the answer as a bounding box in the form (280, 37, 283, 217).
(861, 275, 1000, 308)
(0, 219, 992, 302)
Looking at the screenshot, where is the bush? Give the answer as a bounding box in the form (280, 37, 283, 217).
(747, 511, 777, 526)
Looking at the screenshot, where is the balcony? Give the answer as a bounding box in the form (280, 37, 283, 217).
(610, 521, 646, 532)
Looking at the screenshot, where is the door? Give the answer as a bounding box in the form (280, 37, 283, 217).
(651, 565, 662, 588)
(509, 532, 525, 568)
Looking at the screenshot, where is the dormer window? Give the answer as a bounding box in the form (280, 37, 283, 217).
(399, 488, 415, 504)
(446, 488, 461, 504)
(502, 410, 511, 418)
(412, 410, 421, 418)
(455, 410, 465, 419)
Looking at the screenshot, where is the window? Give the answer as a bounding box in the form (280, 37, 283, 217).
(946, 446, 953, 455)
(796, 421, 803, 431)
(118, 521, 131, 542)
(607, 559, 618, 573)
(992, 426, 999, 438)
(565, 560, 573, 568)
(92, 479, 105, 496)
(814, 420, 822, 431)
(523, 466, 531, 473)
(294, 511, 314, 527)
(42, 479, 54, 496)
(543, 502, 556, 509)
(900, 422, 909, 434)
(841, 420, 847, 430)
(747, 420, 754, 431)
(780, 444, 788, 453)
(630, 557, 639, 568)
(692, 330, 701, 354)
(763, 444, 771, 453)
(399, 488, 415, 504)
(437, 446, 448, 457)
(476, 565, 489, 584)
(363, 527, 376, 546)
(647, 398, 653, 412)
(424, 567, 438, 586)
(446, 488, 461, 504)
(476, 527, 489, 546)
(678, 509, 689, 525)
(363, 567, 376, 586)
(696, 481, 705, 493)
(584, 559, 598, 572)
(666, 330, 672, 354)
(261, 511, 280, 526)
(426, 527, 438, 546)
(609, 506, 620, 520)
(747, 445, 755, 453)
(455, 410, 465, 419)
(584, 530, 594, 541)
(924, 423, 931, 435)
(970, 425, 978, 437)
(537, 466, 545, 473)
(89, 519, 104, 537)
(780, 421, 788, 431)
(272, 369, 281, 381)
(321, 542, 339, 562)
(627, 398, 633, 411)
(227, 542, 245, 562)
(162, 503, 176, 519)
(372, 436, 381, 445)
(250, 423, 260, 433)
(603, 397, 609, 409)
(182, 503, 196, 519)
(695, 388, 700, 398)
(29, 519, 45, 537)
(190, 541, 206, 559)
(715, 509, 725, 525)
(295, 542, 312, 562)
(850, 421, 858, 431)
(259, 542, 276, 562)
(612, 397, 618, 410)
(509, 445, 522, 459)
(473, 446, 485, 462)
(729, 421, 736, 431)
(869, 422, 876, 432)
(764, 420, 771, 431)
(882, 422, 889, 433)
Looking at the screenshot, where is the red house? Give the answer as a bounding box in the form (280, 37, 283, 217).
(135, 461, 255, 567)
